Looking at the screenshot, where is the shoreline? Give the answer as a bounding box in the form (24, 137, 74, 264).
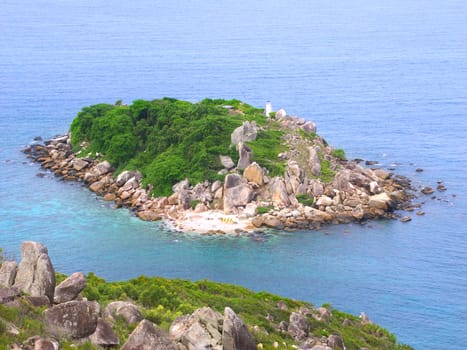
(23, 133, 423, 235)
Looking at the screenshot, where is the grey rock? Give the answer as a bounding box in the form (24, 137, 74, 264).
(224, 174, 243, 189)
(231, 121, 259, 145)
(327, 334, 345, 349)
(0, 260, 17, 287)
(89, 318, 120, 347)
(288, 312, 308, 341)
(0, 287, 20, 304)
(270, 177, 290, 207)
(220, 155, 235, 170)
(310, 346, 332, 350)
(360, 312, 372, 324)
(237, 142, 253, 170)
(72, 158, 90, 171)
(222, 307, 257, 350)
(104, 301, 143, 325)
(301, 121, 317, 134)
(45, 300, 100, 338)
(172, 179, 190, 193)
(308, 147, 322, 176)
(169, 307, 223, 349)
(54, 271, 86, 304)
(117, 170, 142, 187)
(92, 160, 112, 177)
(13, 241, 55, 304)
(224, 184, 253, 214)
(24, 336, 59, 350)
(121, 319, 177, 350)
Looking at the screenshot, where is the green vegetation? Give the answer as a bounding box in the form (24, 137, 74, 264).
(69, 98, 283, 196)
(296, 194, 314, 206)
(0, 267, 412, 350)
(257, 205, 274, 214)
(332, 148, 347, 161)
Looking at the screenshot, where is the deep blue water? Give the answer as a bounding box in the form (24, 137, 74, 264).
(1, 0, 466, 348)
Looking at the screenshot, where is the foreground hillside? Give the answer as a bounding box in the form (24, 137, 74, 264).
(0, 243, 412, 350)
(24, 98, 418, 233)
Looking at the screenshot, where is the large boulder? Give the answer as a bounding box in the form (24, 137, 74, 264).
(54, 271, 86, 304)
(116, 170, 142, 187)
(368, 193, 392, 210)
(224, 185, 253, 214)
(270, 177, 290, 207)
(237, 142, 253, 170)
(220, 155, 235, 170)
(89, 318, 120, 347)
(104, 301, 143, 324)
(243, 162, 264, 186)
(169, 307, 223, 349)
(45, 300, 100, 339)
(224, 174, 243, 189)
(92, 160, 112, 177)
(222, 307, 257, 350)
(308, 147, 321, 176)
(288, 312, 309, 341)
(121, 319, 178, 350)
(0, 260, 17, 287)
(72, 158, 90, 171)
(13, 241, 55, 304)
(231, 121, 259, 145)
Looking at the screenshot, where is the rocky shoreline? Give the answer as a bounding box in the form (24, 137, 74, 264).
(22, 127, 422, 235)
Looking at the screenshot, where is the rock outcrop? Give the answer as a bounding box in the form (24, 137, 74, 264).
(121, 319, 178, 350)
(222, 307, 257, 350)
(13, 241, 55, 304)
(53, 271, 86, 304)
(104, 301, 143, 324)
(44, 300, 100, 338)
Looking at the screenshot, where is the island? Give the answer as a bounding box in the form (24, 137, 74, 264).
(23, 98, 417, 234)
(0, 241, 412, 349)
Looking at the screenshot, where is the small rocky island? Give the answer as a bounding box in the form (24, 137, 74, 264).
(23, 98, 418, 234)
(0, 241, 413, 349)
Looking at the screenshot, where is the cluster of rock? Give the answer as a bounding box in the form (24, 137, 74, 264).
(22, 108, 418, 234)
(0, 241, 258, 350)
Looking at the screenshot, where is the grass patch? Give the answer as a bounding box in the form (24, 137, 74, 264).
(296, 194, 314, 206)
(332, 148, 347, 161)
(257, 205, 274, 214)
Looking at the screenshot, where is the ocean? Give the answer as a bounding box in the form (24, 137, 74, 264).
(1, 0, 466, 348)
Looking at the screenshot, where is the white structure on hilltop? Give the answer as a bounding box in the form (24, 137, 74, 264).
(265, 101, 272, 116)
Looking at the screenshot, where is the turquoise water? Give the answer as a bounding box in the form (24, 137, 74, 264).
(1, 0, 467, 348)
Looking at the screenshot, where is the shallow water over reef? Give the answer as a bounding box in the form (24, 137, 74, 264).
(1, 0, 467, 348)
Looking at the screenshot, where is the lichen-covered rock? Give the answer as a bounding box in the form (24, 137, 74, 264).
(169, 307, 223, 349)
(54, 271, 86, 304)
(288, 312, 309, 341)
(45, 300, 100, 338)
(121, 319, 178, 350)
(222, 307, 257, 350)
(104, 301, 143, 325)
(13, 241, 55, 304)
(0, 260, 17, 287)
